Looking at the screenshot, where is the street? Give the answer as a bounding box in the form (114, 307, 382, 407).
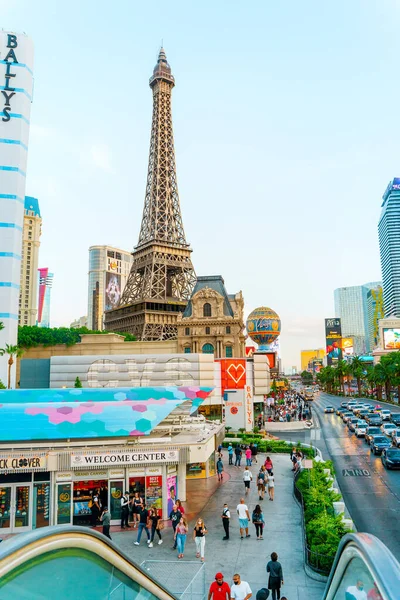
(277, 392, 400, 561)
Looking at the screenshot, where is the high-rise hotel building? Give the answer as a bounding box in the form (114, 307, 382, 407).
(88, 246, 133, 330)
(19, 196, 41, 326)
(0, 32, 34, 387)
(37, 268, 53, 328)
(378, 178, 400, 318)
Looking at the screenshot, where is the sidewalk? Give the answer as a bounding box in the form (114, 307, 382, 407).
(111, 454, 326, 600)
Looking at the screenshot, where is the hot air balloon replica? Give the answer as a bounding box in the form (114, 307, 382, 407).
(246, 307, 281, 352)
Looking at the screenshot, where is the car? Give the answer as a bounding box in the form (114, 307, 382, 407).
(336, 407, 346, 416)
(381, 410, 392, 421)
(357, 409, 370, 419)
(342, 412, 353, 423)
(324, 406, 335, 414)
(381, 448, 400, 469)
(346, 402, 357, 410)
(391, 414, 400, 426)
(372, 436, 392, 455)
(366, 414, 383, 426)
(365, 427, 382, 445)
(348, 417, 359, 431)
(341, 401, 349, 408)
(392, 430, 400, 447)
(351, 404, 365, 413)
(355, 421, 368, 437)
(381, 423, 397, 436)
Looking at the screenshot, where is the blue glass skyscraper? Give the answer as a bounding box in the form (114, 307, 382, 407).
(379, 178, 400, 318)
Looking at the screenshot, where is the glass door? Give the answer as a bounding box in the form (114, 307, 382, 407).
(109, 481, 123, 524)
(13, 484, 32, 531)
(0, 486, 12, 532)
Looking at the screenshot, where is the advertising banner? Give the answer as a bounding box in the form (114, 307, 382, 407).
(325, 318, 342, 365)
(145, 475, 163, 516)
(218, 359, 246, 393)
(0, 453, 47, 472)
(383, 328, 400, 350)
(105, 272, 121, 311)
(167, 474, 177, 515)
(224, 389, 246, 430)
(342, 337, 354, 356)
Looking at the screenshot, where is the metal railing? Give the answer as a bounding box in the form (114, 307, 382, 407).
(293, 470, 336, 576)
(141, 560, 205, 600)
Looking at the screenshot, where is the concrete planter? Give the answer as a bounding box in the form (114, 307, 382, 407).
(333, 501, 345, 515)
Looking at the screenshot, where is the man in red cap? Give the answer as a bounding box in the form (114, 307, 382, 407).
(208, 573, 231, 600)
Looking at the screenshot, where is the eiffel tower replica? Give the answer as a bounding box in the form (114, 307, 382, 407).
(104, 48, 196, 341)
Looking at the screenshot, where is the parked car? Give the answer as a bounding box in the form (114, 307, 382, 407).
(381, 448, 400, 469)
(381, 423, 397, 436)
(355, 421, 368, 437)
(372, 436, 392, 455)
(324, 406, 335, 414)
(348, 417, 359, 431)
(365, 427, 382, 445)
(391, 414, 400, 426)
(381, 410, 392, 421)
(342, 412, 353, 423)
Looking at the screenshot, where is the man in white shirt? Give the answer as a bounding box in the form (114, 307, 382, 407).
(231, 574, 252, 600)
(243, 467, 252, 495)
(346, 580, 367, 600)
(236, 498, 250, 539)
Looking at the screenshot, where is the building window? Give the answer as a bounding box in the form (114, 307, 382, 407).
(225, 346, 233, 358)
(202, 343, 214, 354)
(203, 303, 212, 317)
(185, 327, 190, 336)
(205, 326, 210, 335)
(226, 326, 231, 334)
(184, 347, 191, 354)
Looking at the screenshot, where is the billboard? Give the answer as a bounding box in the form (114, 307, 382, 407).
(342, 337, 354, 356)
(383, 328, 400, 350)
(325, 318, 342, 366)
(218, 359, 246, 394)
(105, 272, 121, 311)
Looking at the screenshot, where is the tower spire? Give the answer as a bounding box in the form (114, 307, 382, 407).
(104, 48, 196, 341)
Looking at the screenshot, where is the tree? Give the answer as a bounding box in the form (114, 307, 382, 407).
(0, 321, 4, 332)
(17, 325, 136, 349)
(301, 370, 313, 384)
(74, 376, 83, 388)
(0, 380, 6, 389)
(350, 356, 364, 397)
(374, 359, 393, 402)
(0, 344, 24, 389)
(334, 360, 347, 394)
(344, 362, 353, 396)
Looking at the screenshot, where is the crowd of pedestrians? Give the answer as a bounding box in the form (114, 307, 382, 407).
(261, 392, 311, 424)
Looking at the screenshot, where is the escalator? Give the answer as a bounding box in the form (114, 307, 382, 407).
(322, 532, 400, 600)
(0, 525, 178, 600)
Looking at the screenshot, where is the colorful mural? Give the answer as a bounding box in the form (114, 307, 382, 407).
(0, 387, 213, 442)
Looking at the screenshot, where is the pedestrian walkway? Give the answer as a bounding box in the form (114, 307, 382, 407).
(111, 453, 326, 600)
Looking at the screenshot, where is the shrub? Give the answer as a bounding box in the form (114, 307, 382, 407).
(0, 379, 5, 389)
(296, 460, 346, 573)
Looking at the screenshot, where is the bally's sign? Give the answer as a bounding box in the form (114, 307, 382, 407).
(71, 450, 179, 468)
(0, 455, 47, 471)
(1, 34, 20, 122)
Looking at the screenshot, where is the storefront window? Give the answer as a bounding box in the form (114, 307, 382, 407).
(14, 485, 30, 528)
(0, 487, 11, 529)
(33, 482, 50, 528)
(129, 476, 145, 497)
(57, 483, 72, 525)
(208, 453, 216, 477)
(73, 480, 108, 526)
(186, 463, 206, 479)
(109, 481, 123, 521)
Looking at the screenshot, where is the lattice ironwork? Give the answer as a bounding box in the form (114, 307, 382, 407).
(105, 49, 195, 341)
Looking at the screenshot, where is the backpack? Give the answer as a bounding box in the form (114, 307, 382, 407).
(258, 476, 264, 485)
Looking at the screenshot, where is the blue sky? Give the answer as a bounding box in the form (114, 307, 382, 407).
(3, 0, 400, 369)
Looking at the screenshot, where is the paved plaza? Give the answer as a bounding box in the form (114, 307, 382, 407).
(110, 453, 326, 600)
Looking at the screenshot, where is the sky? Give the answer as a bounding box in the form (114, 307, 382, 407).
(2, 0, 400, 370)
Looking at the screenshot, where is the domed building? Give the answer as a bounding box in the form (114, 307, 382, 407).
(177, 276, 246, 357)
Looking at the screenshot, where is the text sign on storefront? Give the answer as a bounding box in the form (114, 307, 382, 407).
(0, 455, 47, 471)
(71, 450, 179, 468)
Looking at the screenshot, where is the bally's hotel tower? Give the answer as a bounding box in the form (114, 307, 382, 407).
(0, 32, 34, 386)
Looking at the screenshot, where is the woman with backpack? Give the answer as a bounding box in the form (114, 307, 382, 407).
(257, 466, 266, 500)
(252, 504, 265, 540)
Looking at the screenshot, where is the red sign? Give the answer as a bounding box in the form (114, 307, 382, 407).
(217, 359, 247, 394)
(245, 346, 256, 357)
(145, 475, 163, 517)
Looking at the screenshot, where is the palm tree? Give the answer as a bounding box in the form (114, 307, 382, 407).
(344, 362, 353, 396)
(350, 356, 364, 397)
(0, 344, 24, 389)
(335, 360, 347, 395)
(365, 367, 376, 399)
(374, 359, 393, 402)
(0, 321, 4, 332)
